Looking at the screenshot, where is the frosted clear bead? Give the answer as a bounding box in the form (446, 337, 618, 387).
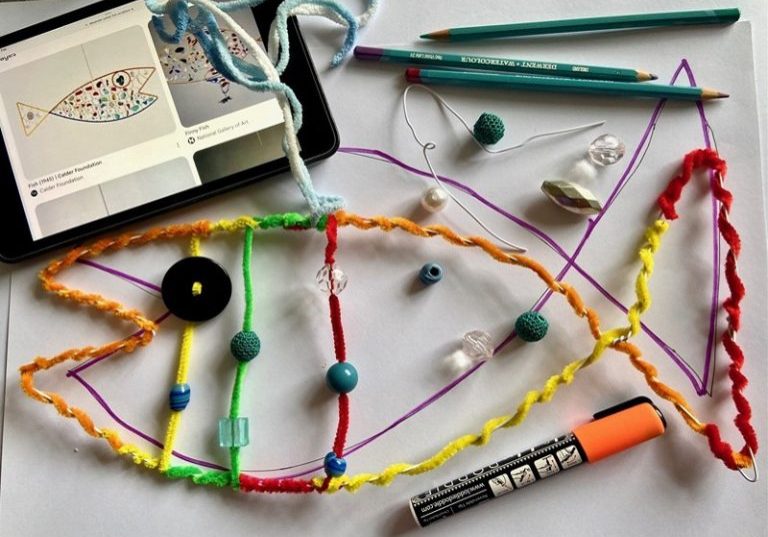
(568, 158, 598, 184)
(444, 350, 475, 377)
(462, 330, 493, 361)
(421, 186, 450, 212)
(588, 134, 625, 166)
(316, 264, 348, 295)
(218, 417, 249, 448)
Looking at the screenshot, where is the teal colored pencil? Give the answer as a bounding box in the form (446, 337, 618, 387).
(354, 46, 656, 82)
(421, 8, 740, 41)
(405, 68, 729, 101)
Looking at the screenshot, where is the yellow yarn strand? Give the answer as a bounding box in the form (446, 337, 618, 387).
(189, 236, 201, 256)
(626, 220, 669, 337)
(118, 444, 161, 469)
(160, 236, 201, 472)
(160, 323, 195, 472)
(211, 216, 259, 234)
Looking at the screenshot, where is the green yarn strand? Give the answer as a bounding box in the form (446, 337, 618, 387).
(256, 212, 328, 230)
(243, 226, 254, 331)
(166, 466, 232, 488)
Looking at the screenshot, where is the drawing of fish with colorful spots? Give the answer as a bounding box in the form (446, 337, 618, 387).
(16, 67, 158, 136)
(160, 30, 252, 103)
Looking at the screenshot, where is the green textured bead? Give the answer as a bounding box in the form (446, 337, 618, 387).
(326, 362, 358, 394)
(230, 330, 261, 362)
(473, 112, 505, 145)
(514, 311, 549, 342)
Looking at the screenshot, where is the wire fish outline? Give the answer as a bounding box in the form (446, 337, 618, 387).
(16, 66, 159, 136)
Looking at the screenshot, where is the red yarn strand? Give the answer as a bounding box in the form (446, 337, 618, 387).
(325, 214, 352, 465)
(239, 475, 316, 494)
(333, 394, 350, 456)
(657, 148, 758, 469)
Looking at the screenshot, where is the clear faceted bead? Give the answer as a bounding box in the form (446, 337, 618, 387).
(316, 264, 348, 295)
(462, 330, 493, 361)
(541, 180, 602, 216)
(588, 134, 625, 166)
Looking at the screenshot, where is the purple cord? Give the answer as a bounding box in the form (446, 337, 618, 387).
(339, 58, 719, 395)
(337, 147, 570, 261)
(67, 311, 173, 376)
(68, 369, 228, 471)
(77, 258, 162, 292)
(65, 59, 721, 478)
(686, 61, 721, 396)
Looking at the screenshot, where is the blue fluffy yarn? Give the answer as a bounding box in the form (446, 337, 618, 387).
(145, 0, 375, 218)
(270, 0, 358, 72)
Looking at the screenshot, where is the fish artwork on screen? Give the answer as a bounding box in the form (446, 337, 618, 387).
(16, 67, 158, 136)
(159, 29, 252, 103)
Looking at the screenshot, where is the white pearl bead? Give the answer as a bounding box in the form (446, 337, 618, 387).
(421, 186, 450, 213)
(568, 158, 598, 185)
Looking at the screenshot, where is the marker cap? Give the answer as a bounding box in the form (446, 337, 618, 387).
(572, 396, 666, 463)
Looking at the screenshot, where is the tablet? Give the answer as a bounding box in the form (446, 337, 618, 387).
(0, 0, 338, 262)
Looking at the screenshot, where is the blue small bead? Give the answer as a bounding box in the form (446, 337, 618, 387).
(324, 452, 347, 477)
(514, 311, 549, 342)
(231, 330, 261, 362)
(419, 263, 444, 285)
(169, 383, 191, 411)
(326, 362, 358, 394)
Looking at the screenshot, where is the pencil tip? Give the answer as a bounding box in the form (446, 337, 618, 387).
(636, 70, 657, 81)
(701, 88, 730, 99)
(420, 29, 449, 40)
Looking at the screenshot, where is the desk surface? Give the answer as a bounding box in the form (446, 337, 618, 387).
(1, 2, 767, 537)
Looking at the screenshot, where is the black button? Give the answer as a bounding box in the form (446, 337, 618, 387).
(161, 257, 232, 322)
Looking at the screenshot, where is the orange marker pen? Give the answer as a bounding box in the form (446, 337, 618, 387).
(409, 397, 666, 528)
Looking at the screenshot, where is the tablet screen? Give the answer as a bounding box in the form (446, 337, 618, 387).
(0, 1, 284, 240)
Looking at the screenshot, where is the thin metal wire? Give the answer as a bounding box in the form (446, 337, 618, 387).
(403, 84, 605, 154)
(417, 143, 528, 252)
(402, 85, 603, 253)
(737, 447, 759, 483)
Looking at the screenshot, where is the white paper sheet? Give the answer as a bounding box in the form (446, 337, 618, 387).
(1, 3, 767, 537)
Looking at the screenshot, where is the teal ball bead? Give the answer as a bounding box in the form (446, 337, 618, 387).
(230, 330, 261, 362)
(515, 311, 549, 342)
(326, 362, 358, 394)
(473, 112, 505, 145)
(324, 452, 347, 477)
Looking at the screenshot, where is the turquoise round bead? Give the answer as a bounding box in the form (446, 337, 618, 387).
(473, 112, 505, 145)
(514, 311, 549, 342)
(230, 330, 261, 362)
(326, 362, 358, 394)
(324, 452, 347, 477)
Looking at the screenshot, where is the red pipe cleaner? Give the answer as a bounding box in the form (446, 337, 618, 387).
(325, 215, 351, 462)
(239, 475, 316, 494)
(657, 148, 757, 469)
